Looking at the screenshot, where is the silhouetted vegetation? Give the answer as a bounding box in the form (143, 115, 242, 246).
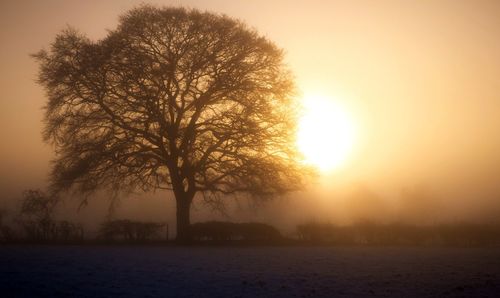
(0, 208, 15, 242)
(3, 189, 84, 243)
(296, 221, 500, 246)
(34, 5, 310, 242)
(17, 189, 58, 241)
(5, 190, 500, 246)
(191, 221, 282, 242)
(53, 220, 84, 242)
(99, 220, 166, 242)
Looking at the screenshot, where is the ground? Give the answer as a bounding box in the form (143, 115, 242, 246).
(1, 245, 499, 297)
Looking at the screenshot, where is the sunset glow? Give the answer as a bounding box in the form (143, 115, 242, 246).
(3, 1, 500, 296)
(297, 94, 355, 172)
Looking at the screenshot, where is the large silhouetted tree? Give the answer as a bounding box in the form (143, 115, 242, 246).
(34, 6, 308, 242)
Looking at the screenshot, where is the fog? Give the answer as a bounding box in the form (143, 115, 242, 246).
(2, 0, 500, 234)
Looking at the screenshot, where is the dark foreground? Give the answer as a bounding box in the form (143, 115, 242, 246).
(1, 246, 499, 297)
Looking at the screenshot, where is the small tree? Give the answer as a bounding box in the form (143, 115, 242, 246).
(19, 189, 58, 241)
(34, 6, 309, 242)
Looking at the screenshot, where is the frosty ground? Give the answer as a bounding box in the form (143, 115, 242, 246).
(1, 245, 499, 297)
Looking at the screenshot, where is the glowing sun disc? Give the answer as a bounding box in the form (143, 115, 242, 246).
(297, 94, 355, 171)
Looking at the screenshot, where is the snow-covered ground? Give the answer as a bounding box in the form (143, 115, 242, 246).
(1, 245, 499, 297)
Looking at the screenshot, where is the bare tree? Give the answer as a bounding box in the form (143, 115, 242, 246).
(19, 189, 58, 241)
(20, 190, 57, 222)
(34, 6, 309, 242)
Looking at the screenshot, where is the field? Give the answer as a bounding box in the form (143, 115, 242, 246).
(1, 245, 499, 297)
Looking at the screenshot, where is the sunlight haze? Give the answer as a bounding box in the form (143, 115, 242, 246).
(297, 93, 356, 172)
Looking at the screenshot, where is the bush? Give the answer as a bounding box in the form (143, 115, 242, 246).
(99, 220, 165, 242)
(190, 221, 281, 241)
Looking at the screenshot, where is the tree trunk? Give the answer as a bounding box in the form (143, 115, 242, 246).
(176, 198, 192, 243)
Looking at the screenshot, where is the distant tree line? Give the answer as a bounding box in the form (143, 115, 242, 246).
(98, 220, 166, 242)
(191, 221, 281, 242)
(296, 221, 500, 246)
(3, 189, 500, 246)
(0, 190, 85, 243)
(0, 189, 174, 244)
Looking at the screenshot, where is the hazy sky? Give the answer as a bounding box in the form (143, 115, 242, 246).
(2, 0, 500, 228)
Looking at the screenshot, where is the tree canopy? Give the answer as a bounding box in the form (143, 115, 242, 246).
(34, 6, 309, 241)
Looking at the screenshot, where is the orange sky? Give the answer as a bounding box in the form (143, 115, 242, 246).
(2, 0, 500, 227)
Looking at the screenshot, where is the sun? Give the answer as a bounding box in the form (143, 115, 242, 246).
(297, 94, 355, 172)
